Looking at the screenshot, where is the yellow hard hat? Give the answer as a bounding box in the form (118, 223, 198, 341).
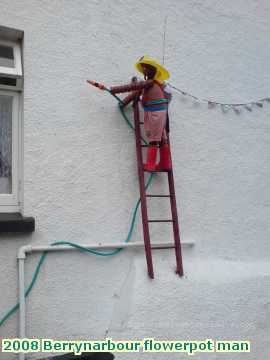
(135, 55, 170, 81)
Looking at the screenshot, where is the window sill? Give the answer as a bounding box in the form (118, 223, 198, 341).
(0, 213, 35, 233)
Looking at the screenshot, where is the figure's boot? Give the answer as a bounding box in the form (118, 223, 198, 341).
(156, 143, 172, 170)
(143, 146, 158, 171)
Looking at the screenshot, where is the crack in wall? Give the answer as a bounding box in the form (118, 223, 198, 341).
(104, 259, 135, 337)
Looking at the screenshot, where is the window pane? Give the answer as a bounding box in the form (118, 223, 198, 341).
(0, 45, 14, 68)
(0, 95, 12, 194)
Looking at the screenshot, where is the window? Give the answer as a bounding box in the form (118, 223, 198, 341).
(0, 38, 23, 212)
(0, 40, 22, 78)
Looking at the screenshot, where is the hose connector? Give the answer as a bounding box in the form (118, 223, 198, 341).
(87, 80, 106, 90)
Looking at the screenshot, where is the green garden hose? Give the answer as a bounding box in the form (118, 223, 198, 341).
(0, 91, 154, 328)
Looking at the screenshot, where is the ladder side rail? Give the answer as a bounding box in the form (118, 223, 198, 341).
(133, 97, 154, 279)
(167, 137, 184, 276)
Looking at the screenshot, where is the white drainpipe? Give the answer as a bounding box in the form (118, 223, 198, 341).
(17, 240, 194, 360)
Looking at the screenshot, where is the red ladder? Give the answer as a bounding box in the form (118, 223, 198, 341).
(132, 98, 184, 279)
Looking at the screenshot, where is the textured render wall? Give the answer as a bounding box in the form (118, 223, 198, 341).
(0, 0, 270, 359)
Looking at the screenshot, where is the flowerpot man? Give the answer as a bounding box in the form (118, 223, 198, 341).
(110, 55, 172, 171)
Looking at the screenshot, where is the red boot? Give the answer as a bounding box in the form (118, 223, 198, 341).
(156, 143, 172, 170)
(143, 146, 158, 171)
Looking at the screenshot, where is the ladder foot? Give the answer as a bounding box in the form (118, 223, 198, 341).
(175, 268, 184, 277)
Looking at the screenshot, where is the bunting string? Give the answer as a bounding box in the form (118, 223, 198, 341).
(167, 83, 270, 114)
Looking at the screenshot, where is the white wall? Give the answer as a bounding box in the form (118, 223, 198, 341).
(0, 1, 270, 359)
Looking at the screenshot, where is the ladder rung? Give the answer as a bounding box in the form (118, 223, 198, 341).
(146, 194, 171, 198)
(143, 168, 171, 172)
(140, 122, 144, 125)
(151, 245, 176, 250)
(141, 144, 148, 147)
(148, 219, 174, 223)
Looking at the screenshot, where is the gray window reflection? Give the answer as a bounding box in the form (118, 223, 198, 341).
(0, 95, 12, 193)
(0, 45, 14, 68)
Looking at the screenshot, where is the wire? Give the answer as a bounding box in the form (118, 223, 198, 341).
(167, 83, 270, 108)
(162, 15, 168, 66)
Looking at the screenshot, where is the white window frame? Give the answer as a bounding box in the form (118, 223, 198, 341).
(0, 35, 23, 212)
(0, 39, 22, 78)
(0, 89, 22, 211)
